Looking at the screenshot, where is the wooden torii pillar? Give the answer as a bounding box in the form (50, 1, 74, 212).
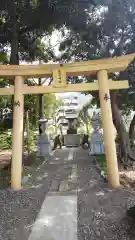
(97, 71, 119, 187)
(11, 76, 24, 189)
(0, 53, 134, 189)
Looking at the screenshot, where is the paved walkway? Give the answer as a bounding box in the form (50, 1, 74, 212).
(0, 148, 135, 239)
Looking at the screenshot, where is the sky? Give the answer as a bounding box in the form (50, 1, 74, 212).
(50, 30, 63, 56)
(56, 92, 92, 109)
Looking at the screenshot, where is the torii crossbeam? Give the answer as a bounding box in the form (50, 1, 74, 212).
(0, 53, 134, 189)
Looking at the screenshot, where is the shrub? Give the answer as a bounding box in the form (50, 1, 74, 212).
(0, 133, 12, 150)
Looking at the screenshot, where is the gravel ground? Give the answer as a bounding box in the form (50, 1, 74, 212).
(0, 148, 135, 239)
(76, 149, 135, 240)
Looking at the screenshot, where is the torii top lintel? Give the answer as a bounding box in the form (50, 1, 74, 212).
(0, 53, 134, 78)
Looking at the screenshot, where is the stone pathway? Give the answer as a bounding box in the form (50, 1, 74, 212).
(0, 148, 135, 239)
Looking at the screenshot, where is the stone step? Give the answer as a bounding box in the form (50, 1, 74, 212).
(59, 181, 70, 192)
(49, 179, 60, 192)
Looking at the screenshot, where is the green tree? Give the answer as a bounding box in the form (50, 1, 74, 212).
(59, 0, 135, 165)
(0, 0, 95, 64)
(0, 0, 96, 137)
(79, 102, 92, 134)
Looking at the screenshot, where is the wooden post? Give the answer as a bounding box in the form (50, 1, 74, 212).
(11, 76, 24, 189)
(97, 70, 120, 188)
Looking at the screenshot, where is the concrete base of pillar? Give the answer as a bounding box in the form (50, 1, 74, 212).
(89, 130, 104, 155)
(64, 134, 80, 147)
(90, 143, 105, 155)
(37, 134, 52, 158)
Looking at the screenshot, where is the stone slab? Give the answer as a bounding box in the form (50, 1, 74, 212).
(28, 196, 77, 240)
(59, 181, 69, 192)
(37, 134, 52, 157)
(64, 134, 80, 147)
(49, 180, 60, 192)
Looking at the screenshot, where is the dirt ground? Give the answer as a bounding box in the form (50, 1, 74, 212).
(0, 150, 37, 189)
(120, 171, 135, 189)
(0, 150, 11, 166)
(118, 161, 135, 189)
(0, 150, 37, 169)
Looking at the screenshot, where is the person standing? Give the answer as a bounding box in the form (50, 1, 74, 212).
(53, 134, 63, 150)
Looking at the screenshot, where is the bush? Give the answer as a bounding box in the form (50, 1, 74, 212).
(0, 131, 37, 151)
(0, 133, 12, 150)
(23, 131, 36, 151)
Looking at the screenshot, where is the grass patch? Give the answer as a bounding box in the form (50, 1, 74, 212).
(95, 154, 107, 174)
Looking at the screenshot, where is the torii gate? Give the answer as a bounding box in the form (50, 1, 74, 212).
(0, 53, 134, 190)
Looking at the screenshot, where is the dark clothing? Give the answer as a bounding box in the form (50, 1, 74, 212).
(53, 135, 62, 150)
(67, 129, 77, 134)
(39, 124, 42, 135)
(82, 134, 89, 148)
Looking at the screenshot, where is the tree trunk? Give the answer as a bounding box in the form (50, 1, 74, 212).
(9, 0, 19, 65)
(26, 111, 30, 153)
(129, 113, 135, 145)
(86, 123, 89, 135)
(23, 112, 26, 153)
(111, 92, 135, 165)
(9, 0, 19, 141)
(38, 78, 44, 119)
(8, 0, 19, 121)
